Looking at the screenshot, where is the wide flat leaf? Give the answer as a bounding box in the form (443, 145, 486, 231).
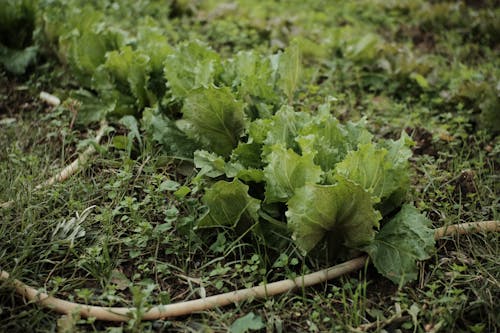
(164, 40, 222, 99)
(229, 50, 279, 105)
(136, 21, 173, 72)
(231, 142, 264, 170)
(193, 149, 264, 183)
(70, 31, 108, 75)
(71, 89, 115, 125)
(364, 204, 435, 284)
(142, 107, 199, 158)
(263, 105, 311, 153)
(68, 25, 124, 84)
(105, 46, 152, 109)
(383, 131, 413, 167)
(230, 312, 265, 333)
(297, 107, 372, 171)
(286, 178, 381, 254)
(335, 133, 412, 210)
(335, 143, 392, 201)
(198, 179, 260, 229)
(264, 144, 322, 203)
(0, 45, 37, 75)
(194, 150, 226, 178)
(178, 86, 246, 157)
(248, 118, 272, 144)
(278, 41, 301, 103)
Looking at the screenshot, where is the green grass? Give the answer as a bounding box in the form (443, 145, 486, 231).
(1, 1, 499, 332)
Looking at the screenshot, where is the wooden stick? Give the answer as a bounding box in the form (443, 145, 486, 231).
(36, 120, 108, 190)
(0, 200, 14, 209)
(433, 221, 500, 240)
(1, 221, 498, 322)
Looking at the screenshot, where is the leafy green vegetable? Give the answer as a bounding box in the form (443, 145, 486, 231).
(192, 98, 422, 283)
(0, 0, 37, 74)
(335, 144, 397, 200)
(198, 179, 260, 230)
(0, 0, 36, 50)
(24, 1, 445, 287)
(142, 107, 198, 158)
(297, 106, 373, 171)
(164, 41, 222, 100)
(0, 45, 37, 74)
(329, 132, 412, 215)
(262, 105, 311, 152)
(263, 144, 322, 203)
(230, 142, 264, 170)
(278, 41, 301, 103)
(226, 50, 279, 107)
(364, 205, 435, 284)
(136, 20, 173, 73)
(104, 46, 152, 110)
(229, 312, 266, 333)
(286, 178, 381, 254)
(178, 86, 246, 157)
(194, 150, 226, 178)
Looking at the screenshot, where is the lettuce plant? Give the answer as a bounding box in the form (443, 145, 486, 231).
(195, 105, 435, 284)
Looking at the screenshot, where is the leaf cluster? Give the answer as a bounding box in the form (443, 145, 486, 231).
(195, 104, 434, 284)
(0, 0, 38, 74)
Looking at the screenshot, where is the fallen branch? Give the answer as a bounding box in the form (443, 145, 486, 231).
(0, 200, 14, 209)
(35, 120, 108, 190)
(0, 220, 498, 322)
(433, 220, 500, 240)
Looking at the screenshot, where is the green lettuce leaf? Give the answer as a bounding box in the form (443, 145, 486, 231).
(278, 41, 301, 103)
(379, 131, 413, 166)
(66, 22, 125, 85)
(297, 106, 372, 171)
(231, 142, 264, 170)
(194, 150, 226, 178)
(136, 20, 173, 72)
(248, 119, 273, 144)
(142, 107, 198, 158)
(104, 46, 153, 109)
(335, 143, 394, 201)
(0, 45, 37, 74)
(286, 178, 381, 254)
(70, 31, 108, 76)
(198, 179, 260, 229)
(164, 40, 222, 100)
(227, 50, 279, 105)
(178, 86, 246, 157)
(263, 105, 311, 153)
(364, 204, 435, 284)
(334, 133, 412, 210)
(193, 149, 264, 183)
(264, 144, 322, 203)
